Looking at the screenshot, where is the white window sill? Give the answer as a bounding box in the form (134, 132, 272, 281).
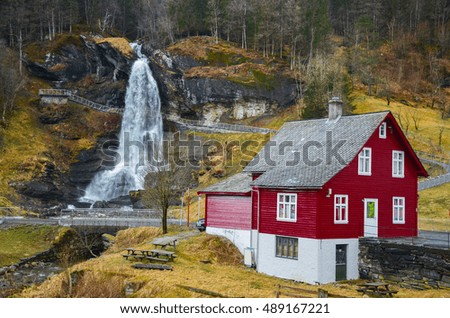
(334, 221, 349, 224)
(358, 172, 372, 176)
(276, 218, 297, 223)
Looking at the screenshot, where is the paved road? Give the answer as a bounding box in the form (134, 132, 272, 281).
(2, 217, 448, 248)
(373, 230, 450, 249)
(0, 216, 186, 228)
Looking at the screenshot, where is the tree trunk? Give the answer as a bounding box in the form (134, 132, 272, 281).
(162, 207, 168, 234)
(18, 29, 23, 76)
(309, 26, 315, 62)
(52, 9, 56, 40)
(2, 103, 7, 124)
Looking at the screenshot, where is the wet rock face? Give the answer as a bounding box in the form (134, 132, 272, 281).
(148, 46, 297, 122)
(25, 35, 132, 109)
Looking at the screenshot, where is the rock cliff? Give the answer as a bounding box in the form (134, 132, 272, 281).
(18, 35, 297, 208)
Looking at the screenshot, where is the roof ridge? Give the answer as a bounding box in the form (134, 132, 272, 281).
(283, 110, 390, 125)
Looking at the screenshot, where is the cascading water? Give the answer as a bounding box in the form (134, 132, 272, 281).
(81, 43, 163, 202)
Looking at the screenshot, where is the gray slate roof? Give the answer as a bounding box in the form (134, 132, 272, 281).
(244, 112, 390, 188)
(200, 173, 252, 193)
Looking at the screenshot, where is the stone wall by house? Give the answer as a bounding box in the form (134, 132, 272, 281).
(359, 239, 450, 289)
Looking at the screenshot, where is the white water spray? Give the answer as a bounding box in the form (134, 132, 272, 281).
(81, 43, 163, 202)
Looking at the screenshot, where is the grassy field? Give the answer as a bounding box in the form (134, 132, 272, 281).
(352, 92, 449, 156)
(0, 225, 62, 267)
(18, 227, 450, 298)
(419, 183, 450, 232)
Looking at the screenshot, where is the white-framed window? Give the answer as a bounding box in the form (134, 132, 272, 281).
(393, 197, 405, 224)
(276, 236, 298, 260)
(277, 193, 297, 222)
(379, 122, 387, 139)
(358, 147, 372, 176)
(334, 195, 348, 224)
(392, 150, 405, 178)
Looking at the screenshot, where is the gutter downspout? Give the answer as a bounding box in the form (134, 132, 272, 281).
(257, 187, 260, 268)
(250, 187, 261, 268)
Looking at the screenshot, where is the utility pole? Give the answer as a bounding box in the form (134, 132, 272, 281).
(197, 195, 201, 220)
(187, 188, 190, 229)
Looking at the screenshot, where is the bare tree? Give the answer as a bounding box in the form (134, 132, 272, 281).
(0, 44, 24, 125)
(300, 52, 344, 119)
(410, 108, 421, 131)
(142, 161, 193, 234)
(207, 0, 223, 44)
(437, 126, 445, 150)
(394, 109, 410, 134)
(228, 0, 251, 49)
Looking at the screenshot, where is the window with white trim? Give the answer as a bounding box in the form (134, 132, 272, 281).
(276, 236, 298, 260)
(358, 147, 372, 175)
(379, 122, 387, 139)
(393, 197, 405, 224)
(334, 195, 348, 224)
(277, 193, 297, 222)
(392, 150, 405, 178)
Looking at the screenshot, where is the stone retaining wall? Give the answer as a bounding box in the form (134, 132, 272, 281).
(359, 239, 450, 289)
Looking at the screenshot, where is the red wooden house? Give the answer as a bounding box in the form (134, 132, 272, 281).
(199, 98, 428, 284)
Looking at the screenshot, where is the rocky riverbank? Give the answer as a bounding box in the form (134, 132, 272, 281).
(0, 225, 108, 297)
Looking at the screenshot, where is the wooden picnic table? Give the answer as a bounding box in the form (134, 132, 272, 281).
(122, 248, 176, 262)
(150, 236, 178, 250)
(357, 282, 398, 297)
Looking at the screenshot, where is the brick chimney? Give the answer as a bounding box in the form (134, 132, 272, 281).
(328, 96, 343, 121)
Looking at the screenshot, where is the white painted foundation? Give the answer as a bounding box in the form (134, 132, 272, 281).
(206, 227, 252, 255)
(256, 233, 359, 284)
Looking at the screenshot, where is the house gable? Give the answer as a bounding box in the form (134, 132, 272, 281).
(316, 113, 425, 238)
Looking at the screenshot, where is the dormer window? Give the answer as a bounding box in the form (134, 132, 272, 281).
(358, 147, 372, 176)
(379, 122, 387, 139)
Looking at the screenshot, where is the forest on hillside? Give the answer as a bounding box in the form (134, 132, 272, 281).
(1, 1, 448, 57)
(1, 1, 448, 56)
(0, 0, 449, 120)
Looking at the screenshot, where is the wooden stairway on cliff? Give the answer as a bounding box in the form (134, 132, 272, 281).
(38, 89, 123, 114)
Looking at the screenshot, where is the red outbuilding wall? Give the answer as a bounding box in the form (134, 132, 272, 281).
(206, 195, 252, 230)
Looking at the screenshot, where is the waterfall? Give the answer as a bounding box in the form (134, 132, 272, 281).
(81, 43, 163, 202)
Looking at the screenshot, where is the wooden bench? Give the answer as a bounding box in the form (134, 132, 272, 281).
(145, 256, 169, 262)
(148, 249, 176, 262)
(132, 263, 173, 271)
(122, 254, 145, 260)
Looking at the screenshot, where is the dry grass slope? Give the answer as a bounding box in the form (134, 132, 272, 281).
(94, 37, 133, 58)
(18, 227, 450, 298)
(0, 225, 62, 267)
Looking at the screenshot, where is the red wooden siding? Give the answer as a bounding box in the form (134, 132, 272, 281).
(257, 188, 319, 238)
(251, 189, 258, 230)
(317, 116, 419, 238)
(206, 195, 252, 230)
